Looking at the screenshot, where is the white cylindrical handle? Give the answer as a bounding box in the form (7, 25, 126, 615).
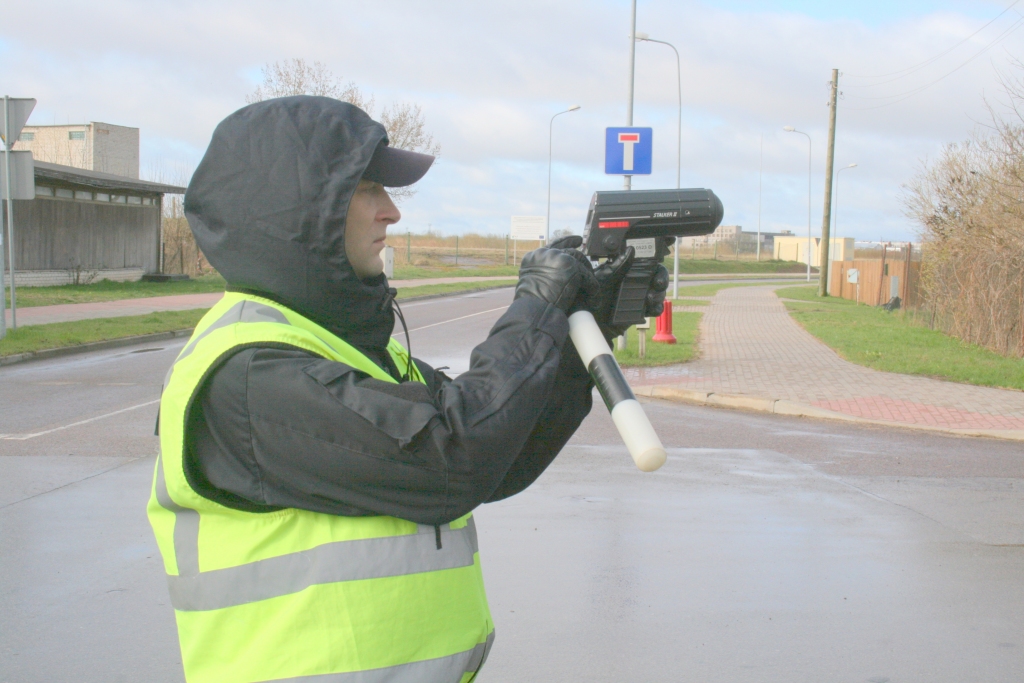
(568, 310, 667, 472)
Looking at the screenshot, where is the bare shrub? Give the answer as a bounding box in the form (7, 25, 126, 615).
(903, 77, 1024, 357)
(247, 58, 440, 201)
(162, 196, 211, 277)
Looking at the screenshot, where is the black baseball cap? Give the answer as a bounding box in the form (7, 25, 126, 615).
(361, 142, 435, 187)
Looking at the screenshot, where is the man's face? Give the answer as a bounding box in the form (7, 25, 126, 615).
(345, 179, 401, 279)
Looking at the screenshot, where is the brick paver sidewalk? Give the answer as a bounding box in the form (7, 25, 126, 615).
(8, 276, 515, 327)
(626, 286, 1024, 432)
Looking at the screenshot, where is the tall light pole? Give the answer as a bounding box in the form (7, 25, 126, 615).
(546, 105, 581, 242)
(830, 162, 857, 288)
(635, 32, 683, 297)
(757, 133, 763, 261)
(784, 126, 812, 282)
(625, 0, 637, 191)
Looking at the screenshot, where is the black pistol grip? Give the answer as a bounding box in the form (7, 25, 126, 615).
(611, 260, 659, 327)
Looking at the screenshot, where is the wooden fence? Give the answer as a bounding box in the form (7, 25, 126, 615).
(828, 244, 921, 307)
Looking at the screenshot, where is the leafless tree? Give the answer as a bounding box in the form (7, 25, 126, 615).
(902, 64, 1024, 358)
(247, 58, 440, 200)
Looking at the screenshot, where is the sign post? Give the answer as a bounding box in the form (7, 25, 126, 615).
(1, 96, 36, 336)
(510, 215, 546, 266)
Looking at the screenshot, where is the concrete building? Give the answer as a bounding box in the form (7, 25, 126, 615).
(2, 161, 185, 286)
(773, 236, 854, 267)
(13, 122, 140, 179)
(678, 224, 743, 248)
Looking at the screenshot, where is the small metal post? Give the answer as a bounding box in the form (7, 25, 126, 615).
(455, 235, 459, 265)
(406, 231, 411, 264)
(505, 236, 509, 265)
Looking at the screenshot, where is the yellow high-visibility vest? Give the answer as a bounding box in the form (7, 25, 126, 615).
(148, 291, 494, 683)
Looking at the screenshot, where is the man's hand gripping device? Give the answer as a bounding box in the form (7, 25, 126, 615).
(568, 189, 724, 472)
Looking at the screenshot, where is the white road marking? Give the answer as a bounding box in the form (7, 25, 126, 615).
(393, 305, 510, 337)
(0, 399, 160, 441)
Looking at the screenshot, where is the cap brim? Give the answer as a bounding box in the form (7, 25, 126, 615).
(362, 145, 435, 187)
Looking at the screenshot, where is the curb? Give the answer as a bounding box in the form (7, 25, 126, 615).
(0, 284, 519, 369)
(632, 385, 1024, 442)
(0, 329, 195, 368)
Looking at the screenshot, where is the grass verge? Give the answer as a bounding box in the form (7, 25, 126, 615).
(671, 259, 813, 274)
(615, 311, 702, 367)
(0, 310, 208, 357)
(393, 265, 519, 279)
(396, 280, 516, 299)
(7, 274, 228, 308)
(777, 285, 1024, 391)
(0, 280, 518, 358)
(674, 282, 763, 297)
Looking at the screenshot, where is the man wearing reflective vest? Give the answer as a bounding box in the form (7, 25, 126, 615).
(149, 96, 667, 683)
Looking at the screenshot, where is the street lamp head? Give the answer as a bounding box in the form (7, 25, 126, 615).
(783, 126, 795, 132)
(568, 105, 581, 112)
(635, 31, 650, 40)
(847, 163, 858, 168)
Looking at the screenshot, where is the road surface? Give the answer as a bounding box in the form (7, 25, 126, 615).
(2, 287, 1022, 682)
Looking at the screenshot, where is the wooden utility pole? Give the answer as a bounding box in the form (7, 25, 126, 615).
(818, 69, 839, 297)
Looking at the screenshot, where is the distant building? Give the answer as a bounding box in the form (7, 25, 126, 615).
(678, 224, 743, 248)
(2, 161, 184, 287)
(13, 122, 140, 179)
(773, 236, 854, 266)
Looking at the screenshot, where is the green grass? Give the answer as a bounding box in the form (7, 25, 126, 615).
(7, 274, 227, 308)
(395, 280, 516, 299)
(0, 280, 518, 358)
(774, 285, 831, 302)
(778, 286, 1024, 391)
(0, 310, 208, 357)
(671, 259, 814, 274)
(393, 265, 520, 279)
(674, 298, 710, 306)
(673, 282, 763, 297)
(615, 311, 702, 367)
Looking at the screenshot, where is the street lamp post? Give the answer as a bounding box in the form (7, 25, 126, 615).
(635, 32, 683, 298)
(546, 105, 581, 242)
(784, 126, 812, 282)
(830, 162, 858, 287)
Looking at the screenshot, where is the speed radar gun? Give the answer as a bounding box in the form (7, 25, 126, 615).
(569, 188, 724, 472)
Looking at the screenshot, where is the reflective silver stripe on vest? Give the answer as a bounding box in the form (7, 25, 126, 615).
(163, 299, 291, 389)
(165, 517, 479, 612)
(260, 630, 495, 683)
(154, 456, 200, 577)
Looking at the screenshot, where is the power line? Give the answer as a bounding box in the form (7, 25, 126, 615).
(845, 0, 1020, 83)
(845, 14, 1024, 110)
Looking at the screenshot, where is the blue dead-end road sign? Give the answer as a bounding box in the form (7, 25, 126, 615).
(605, 127, 652, 175)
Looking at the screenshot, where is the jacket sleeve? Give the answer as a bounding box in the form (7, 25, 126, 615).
(186, 296, 593, 525)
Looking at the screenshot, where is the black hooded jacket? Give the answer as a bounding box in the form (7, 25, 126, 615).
(182, 97, 593, 525)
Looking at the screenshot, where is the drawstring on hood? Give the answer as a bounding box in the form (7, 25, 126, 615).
(185, 96, 396, 351)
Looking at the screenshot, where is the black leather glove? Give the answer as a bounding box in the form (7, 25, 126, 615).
(590, 247, 635, 339)
(514, 246, 598, 314)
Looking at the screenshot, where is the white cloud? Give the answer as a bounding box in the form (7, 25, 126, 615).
(1, 0, 1020, 241)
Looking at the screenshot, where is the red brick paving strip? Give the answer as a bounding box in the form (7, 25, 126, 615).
(625, 286, 1024, 431)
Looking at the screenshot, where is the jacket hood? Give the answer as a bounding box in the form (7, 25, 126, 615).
(185, 96, 395, 349)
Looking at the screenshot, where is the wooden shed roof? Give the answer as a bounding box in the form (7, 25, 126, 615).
(34, 161, 186, 195)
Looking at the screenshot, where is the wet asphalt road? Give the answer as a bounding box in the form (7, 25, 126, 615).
(1, 287, 1022, 682)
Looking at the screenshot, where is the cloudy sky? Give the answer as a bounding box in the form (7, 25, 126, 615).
(3, 0, 1023, 241)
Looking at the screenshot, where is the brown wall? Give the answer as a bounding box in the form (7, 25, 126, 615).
(829, 253, 921, 307)
(4, 197, 160, 273)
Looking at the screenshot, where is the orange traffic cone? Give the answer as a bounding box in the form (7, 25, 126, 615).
(652, 301, 676, 344)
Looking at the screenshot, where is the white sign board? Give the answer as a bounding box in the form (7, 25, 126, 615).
(847, 268, 859, 284)
(383, 246, 394, 279)
(0, 151, 35, 200)
(510, 215, 546, 241)
(1, 98, 36, 148)
(626, 237, 657, 259)
(635, 317, 652, 330)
